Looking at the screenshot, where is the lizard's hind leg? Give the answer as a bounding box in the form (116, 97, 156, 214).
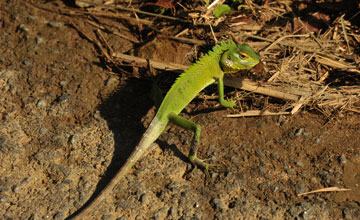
(168, 112, 226, 179)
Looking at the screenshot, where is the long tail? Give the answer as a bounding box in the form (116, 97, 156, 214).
(68, 117, 165, 219)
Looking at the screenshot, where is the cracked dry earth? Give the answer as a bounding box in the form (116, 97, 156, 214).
(1, 1, 360, 220)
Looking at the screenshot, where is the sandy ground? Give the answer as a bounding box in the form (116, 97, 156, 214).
(0, 1, 359, 220)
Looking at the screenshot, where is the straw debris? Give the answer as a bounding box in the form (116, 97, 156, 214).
(27, 0, 360, 116)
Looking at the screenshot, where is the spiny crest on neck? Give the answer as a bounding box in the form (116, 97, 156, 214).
(175, 40, 237, 79)
(198, 40, 236, 63)
(182, 40, 236, 71)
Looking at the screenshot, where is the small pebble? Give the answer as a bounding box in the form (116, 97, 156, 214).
(69, 134, 80, 145)
(23, 59, 31, 66)
(289, 206, 300, 217)
(153, 207, 168, 220)
(36, 99, 47, 108)
(21, 177, 30, 185)
(57, 94, 73, 103)
(255, 149, 265, 157)
(53, 212, 64, 219)
(19, 24, 29, 32)
(0, 70, 14, 81)
(101, 215, 114, 220)
(278, 115, 285, 125)
(286, 168, 295, 174)
(295, 127, 304, 136)
(169, 206, 177, 217)
(35, 36, 43, 44)
(211, 198, 225, 210)
(339, 154, 347, 164)
(194, 201, 200, 208)
(270, 152, 279, 160)
(28, 213, 41, 220)
(12, 185, 21, 193)
(59, 80, 68, 87)
(48, 21, 63, 29)
(0, 196, 9, 203)
(106, 77, 118, 87)
(39, 127, 48, 135)
(295, 161, 304, 167)
(270, 184, 280, 193)
(295, 183, 305, 194)
(140, 193, 149, 204)
(303, 131, 312, 136)
(300, 209, 312, 220)
(319, 171, 330, 184)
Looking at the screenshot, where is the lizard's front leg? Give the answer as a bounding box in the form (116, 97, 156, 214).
(168, 112, 224, 179)
(217, 76, 236, 108)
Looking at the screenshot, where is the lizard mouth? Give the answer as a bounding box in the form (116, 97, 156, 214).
(241, 61, 258, 66)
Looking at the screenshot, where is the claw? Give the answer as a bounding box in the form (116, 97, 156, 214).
(188, 155, 228, 181)
(228, 99, 236, 108)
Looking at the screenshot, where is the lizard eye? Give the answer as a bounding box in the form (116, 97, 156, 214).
(227, 55, 231, 60)
(238, 52, 249, 60)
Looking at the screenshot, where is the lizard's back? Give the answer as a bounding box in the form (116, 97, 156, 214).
(156, 41, 236, 122)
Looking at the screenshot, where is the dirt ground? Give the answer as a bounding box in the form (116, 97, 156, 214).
(0, 1, 359, 220)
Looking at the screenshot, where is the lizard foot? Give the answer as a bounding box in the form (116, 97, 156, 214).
(188, 155, 228, 181)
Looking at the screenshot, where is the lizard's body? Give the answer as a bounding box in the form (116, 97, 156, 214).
(69, 40, 259, 219)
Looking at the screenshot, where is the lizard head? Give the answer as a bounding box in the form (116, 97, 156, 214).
(220, 44, 259, 74)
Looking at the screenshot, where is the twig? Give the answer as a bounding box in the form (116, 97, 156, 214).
(112, 52, 299, 102)
(344, 108, 360, 114)
(207, 0, 222, 9)
(227, 110, 290, 117)
(96, 29, 114, 62)
(159, 34, 205, 45)
(113, 52, 187, 71)
(223, 77, 299, 101)
(267, 71, 280, 82)
(340, 15, 350, 54)
(209, 25, 217, 44)
(76, 0, 191, 24)
(291, 96, 306, 114)
(229, 32, 241, 45)
(317, 71, 329, 83)
(113, 5, 190, 23)
(263, 34, 308, 53)
(298, 187, 351, 197)
(244, 34, 342, 61)
(315, 56, 359, 74)
(85, 19, 139, 43)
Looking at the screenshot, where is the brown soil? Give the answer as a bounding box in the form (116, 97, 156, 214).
(0, 1, 359, 220)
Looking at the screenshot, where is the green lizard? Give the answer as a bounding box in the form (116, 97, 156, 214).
(69, 40, 259, 219)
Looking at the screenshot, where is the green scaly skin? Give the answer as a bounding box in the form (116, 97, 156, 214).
(69, 40, 259, 219)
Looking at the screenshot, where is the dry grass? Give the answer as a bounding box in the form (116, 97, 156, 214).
(27, 0, 360, 116)
(250, 20, 360, 115)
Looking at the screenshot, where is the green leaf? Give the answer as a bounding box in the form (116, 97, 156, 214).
(213, 4, 232, 18)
